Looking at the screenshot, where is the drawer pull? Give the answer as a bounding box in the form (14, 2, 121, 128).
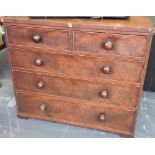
(33, 34, 41, 43)
(35, 58, 43, 66)
(100, 90, 108, 98)
(99, 114, 106, 122)
(102, 65, 111, 74)
(104, 39, 113, 50)
(37, 81, 45, 88)
(39, 104, 47, 111)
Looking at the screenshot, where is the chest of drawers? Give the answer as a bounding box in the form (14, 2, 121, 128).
(4, 17, 153, 137)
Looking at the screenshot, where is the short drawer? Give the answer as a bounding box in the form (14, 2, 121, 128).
(6, 25, 70, 50)
(10, 48, 144, 83)
(74, 31, 148, 58)
(17, 93, 135, 135)
(13, 70, 139, 108)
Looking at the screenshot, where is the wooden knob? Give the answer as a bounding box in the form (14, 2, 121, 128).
(35, 58, 43, 66)
(104, 40, 113, 50)
(99, 114, 106, 122)
(33, 34, 41, 43)
(100, 90, 108, 98)
(39, 104, 47, 111)
(102, 65, 111, 74)
(37, 81, 45, 88)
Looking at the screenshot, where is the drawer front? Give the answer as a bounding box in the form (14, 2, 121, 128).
(6, 26, 70, 50)
(17, 93, 135, 134)
(10, 48, 144, 83)
(13, 71, 139, 108)
(74, 31, 148, 58)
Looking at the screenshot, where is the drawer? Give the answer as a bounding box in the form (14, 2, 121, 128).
(10, 48, 144, 83)
(17, 93, 135, 135)
(13, 70, 139, 108)
(74, 31, 148, 58)
(6, 26, 70, 50)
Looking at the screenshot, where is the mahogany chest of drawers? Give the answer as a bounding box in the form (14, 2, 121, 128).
(4, 17, 153, 137)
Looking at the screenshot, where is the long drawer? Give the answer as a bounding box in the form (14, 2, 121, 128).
(6, 25, 70, 50)
(13, 70, 140, 109)
(17, 92, 136, 136)
(74, 31, 148, 58)
(10, 48, 144, 83)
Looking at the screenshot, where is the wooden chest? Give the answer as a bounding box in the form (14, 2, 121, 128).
(4, 17, 153, 137)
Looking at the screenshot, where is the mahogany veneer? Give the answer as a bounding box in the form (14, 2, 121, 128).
(4, 16, 153, 137)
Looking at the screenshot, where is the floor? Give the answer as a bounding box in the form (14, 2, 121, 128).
(0, 48, 155, 138)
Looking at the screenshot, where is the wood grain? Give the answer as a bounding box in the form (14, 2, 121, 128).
(6, 25, 70, 50)
(17, 92, 136, 136)
(10, 47, 145, 83)
(13, 70, 140, 109)
(74, 31, 148, 58)
(4, 16, 153, 33)
(4, 16, 153, 137)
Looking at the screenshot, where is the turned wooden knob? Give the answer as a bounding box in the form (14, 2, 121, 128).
(35, 58, 43, 66)
(39, 104, 47, 111)
(37, 81, 45, 88)
(33, 34, 41, 43)
(100, 90, 108, 98)
(102, 65, 111, 74)
(104, 40, 113, 50)
(99, 114, 106, 122)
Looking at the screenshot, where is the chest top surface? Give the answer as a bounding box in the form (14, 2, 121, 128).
(4, 16, 153, 33)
